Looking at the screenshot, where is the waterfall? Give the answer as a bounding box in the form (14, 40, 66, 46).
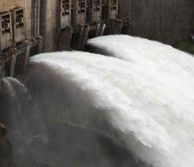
(1, 35, 194, 167)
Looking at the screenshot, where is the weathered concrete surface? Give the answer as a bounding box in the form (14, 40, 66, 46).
(0, 0, 32, 38)
(1, 0, 193, 51)
(120, 0, 194, 44)
(40, 0, 194, 50)
(40, 0, 59, 52)
(0, 0, 43, 40)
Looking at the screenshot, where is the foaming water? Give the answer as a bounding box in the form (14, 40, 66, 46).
(1, 78, 17, 98)
(0, 53, 148, 167)
(87, 35, 194, 167)
(0, 77, 30, 144)
(29, 49, 194, 167)
(1, 36, 194, 167)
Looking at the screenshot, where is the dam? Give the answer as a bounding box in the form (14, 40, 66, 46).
(0, 0, 132, 80)
(0, 1, 194, 167)
(0, 0, 193, 81)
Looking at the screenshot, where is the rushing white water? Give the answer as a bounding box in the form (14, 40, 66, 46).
(1, 35, 194, 167)
(29, 48, 194, 167)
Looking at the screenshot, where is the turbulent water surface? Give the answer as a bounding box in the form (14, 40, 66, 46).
(1, 35, 194, 167)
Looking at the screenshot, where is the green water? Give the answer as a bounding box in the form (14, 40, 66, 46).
(175, 38, 194, 54)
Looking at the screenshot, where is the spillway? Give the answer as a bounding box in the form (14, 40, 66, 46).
(1, 35, 194, 167)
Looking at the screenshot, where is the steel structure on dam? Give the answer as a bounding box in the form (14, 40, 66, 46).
(0, 0, 131, 82)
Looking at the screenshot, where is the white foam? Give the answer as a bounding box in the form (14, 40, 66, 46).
(31, 44, 194, 167)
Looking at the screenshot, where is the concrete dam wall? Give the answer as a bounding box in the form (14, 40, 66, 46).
(120, 0, 194, 44)
(40, 0, 194, 49)
(0, 0, 193, 80)
(0, 0, 193, 52)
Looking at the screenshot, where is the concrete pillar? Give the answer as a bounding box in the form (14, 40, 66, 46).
(40, 0, 58, 52)
(0, 57, 4, 87)
(10, 52, 18, 77)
